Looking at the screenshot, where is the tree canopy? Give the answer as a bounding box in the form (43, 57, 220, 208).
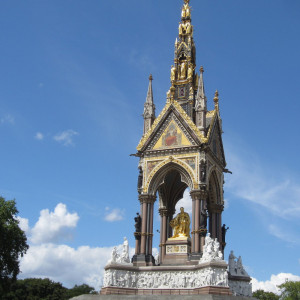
(0, 197, 29, 292)
(253, 281, 300, 300)
(253, 289, 280, 300)
(278, 280, 300, 300)
(0, 278, 97, 300)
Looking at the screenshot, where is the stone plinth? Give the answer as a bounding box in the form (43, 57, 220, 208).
(72, 295, 257, 300)
(163, 238, 191, 265)
(100, 261, 232, 296)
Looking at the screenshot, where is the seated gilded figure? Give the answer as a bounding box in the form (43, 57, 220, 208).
(170, 207, 190, 239)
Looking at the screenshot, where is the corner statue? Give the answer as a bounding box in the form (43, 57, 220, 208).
(170, 207, 190, 239)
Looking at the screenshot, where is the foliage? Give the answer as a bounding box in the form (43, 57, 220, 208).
(253, 289, 280, 300)
(0, 278, 97, 299)
(2, 278, 67, 300)
(0, 197, 29, 292)
(66, 284, 97, 298)
(278, 280, 300, 300)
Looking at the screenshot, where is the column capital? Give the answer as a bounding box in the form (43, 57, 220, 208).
(158, 208, 169, 217)
(139, 194, 156, 204)
(190, 189, 208, 200)
(208, 203, 224, 213)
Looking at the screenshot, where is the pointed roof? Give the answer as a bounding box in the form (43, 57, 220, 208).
(143, 74, 155, 119)
(146, 74, 153, 105)
(195, 66, 206, 111)
(137, 99, 208, 151)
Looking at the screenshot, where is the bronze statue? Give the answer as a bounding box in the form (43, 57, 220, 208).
(200, 208, 208, 228)
(134, 213, 141, 233)
(137, 167, 143, 194)
(222, 224, 229, 243)
(170, 207, 190, 238)
(200, 160, 206, 182)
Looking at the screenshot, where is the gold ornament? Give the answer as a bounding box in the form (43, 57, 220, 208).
(170, 207, 190, 239)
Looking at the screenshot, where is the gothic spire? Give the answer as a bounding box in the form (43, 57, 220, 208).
(195, 66, 207, 134)
(195, 66, 206, 110)
(143, 75, 155, 134)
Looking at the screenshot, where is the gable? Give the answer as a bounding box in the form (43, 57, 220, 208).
(137, 100, 207, 152)
(208, 116, 226, 166)
(152, 117, 193, 150)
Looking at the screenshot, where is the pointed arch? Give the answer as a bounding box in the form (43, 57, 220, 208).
(207, 170, 221, 205)
(145, 158, 197, 197)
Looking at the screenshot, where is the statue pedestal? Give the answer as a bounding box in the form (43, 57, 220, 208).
(163, 238, 191, 265)
(100, 260, 233, 296)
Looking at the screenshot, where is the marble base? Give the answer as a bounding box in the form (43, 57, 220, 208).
(163, 238, 191, 265)
(101, 261, 235, 296)
(72, 296, 257, 300)
(101, 286, 232, 296)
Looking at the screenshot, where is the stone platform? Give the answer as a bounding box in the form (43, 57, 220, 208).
(71, 295, 257, 300)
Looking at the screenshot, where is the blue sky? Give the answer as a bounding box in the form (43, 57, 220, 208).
(0, 0, 300, 292)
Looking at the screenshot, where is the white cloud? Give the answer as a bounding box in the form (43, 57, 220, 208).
(175, 189, 192, 215)
(104, 208, 124, 222)
(17, 216, 30, 234)
(35, 132, 44, 140)
(1, 114, 15, 124)
(30, 203, 79, 244)
(252, 273, 300, 294)
(19, 242, 136, 290)
(53, 129, 78, 146)
(19, 243, 112, 290)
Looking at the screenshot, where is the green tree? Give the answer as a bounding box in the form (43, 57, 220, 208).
(2, 278, 68, 300)
(66, 284, 97, 298)
(253, 289, 280, 300)
(0, 197, 29, 293)
(1, 278, 97, 299)
(278, 280, 300, 300)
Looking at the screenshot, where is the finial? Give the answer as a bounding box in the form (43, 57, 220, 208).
(214, 90, 219, 106)
(200, 66, 204, 74)
(184, 0, 190, 4)
(149, 74, 153, 81)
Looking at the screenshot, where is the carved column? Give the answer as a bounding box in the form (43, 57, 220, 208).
(132, 194, 156, 266)
(208, 203, 224, 243)
(192, 198, 195, 252)
(140, 200, 148, 254)
(191, 189, 208, 257)
(148, 201, 154, 256)
(159, 208, 168, 263)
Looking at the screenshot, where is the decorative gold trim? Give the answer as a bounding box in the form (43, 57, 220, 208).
(140, 232, 154, 237)
(137, 100, 211, 151)
(143, 156, 198, 193)
(206, 110, 215, 117)
(137, 102, 172, 151)
(172, 100, 208, 143)
(143, 153, 200, 191)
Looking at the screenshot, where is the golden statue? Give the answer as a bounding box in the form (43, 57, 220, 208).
(170, 207, 190, 239)
(188, 64, 194, 79)
(179, 61, 187, 80)
(170, 65, 176, 81)
(186, 22, 193, 35)
(182, 4, 191, 19)
(179, 23, 184, 35)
